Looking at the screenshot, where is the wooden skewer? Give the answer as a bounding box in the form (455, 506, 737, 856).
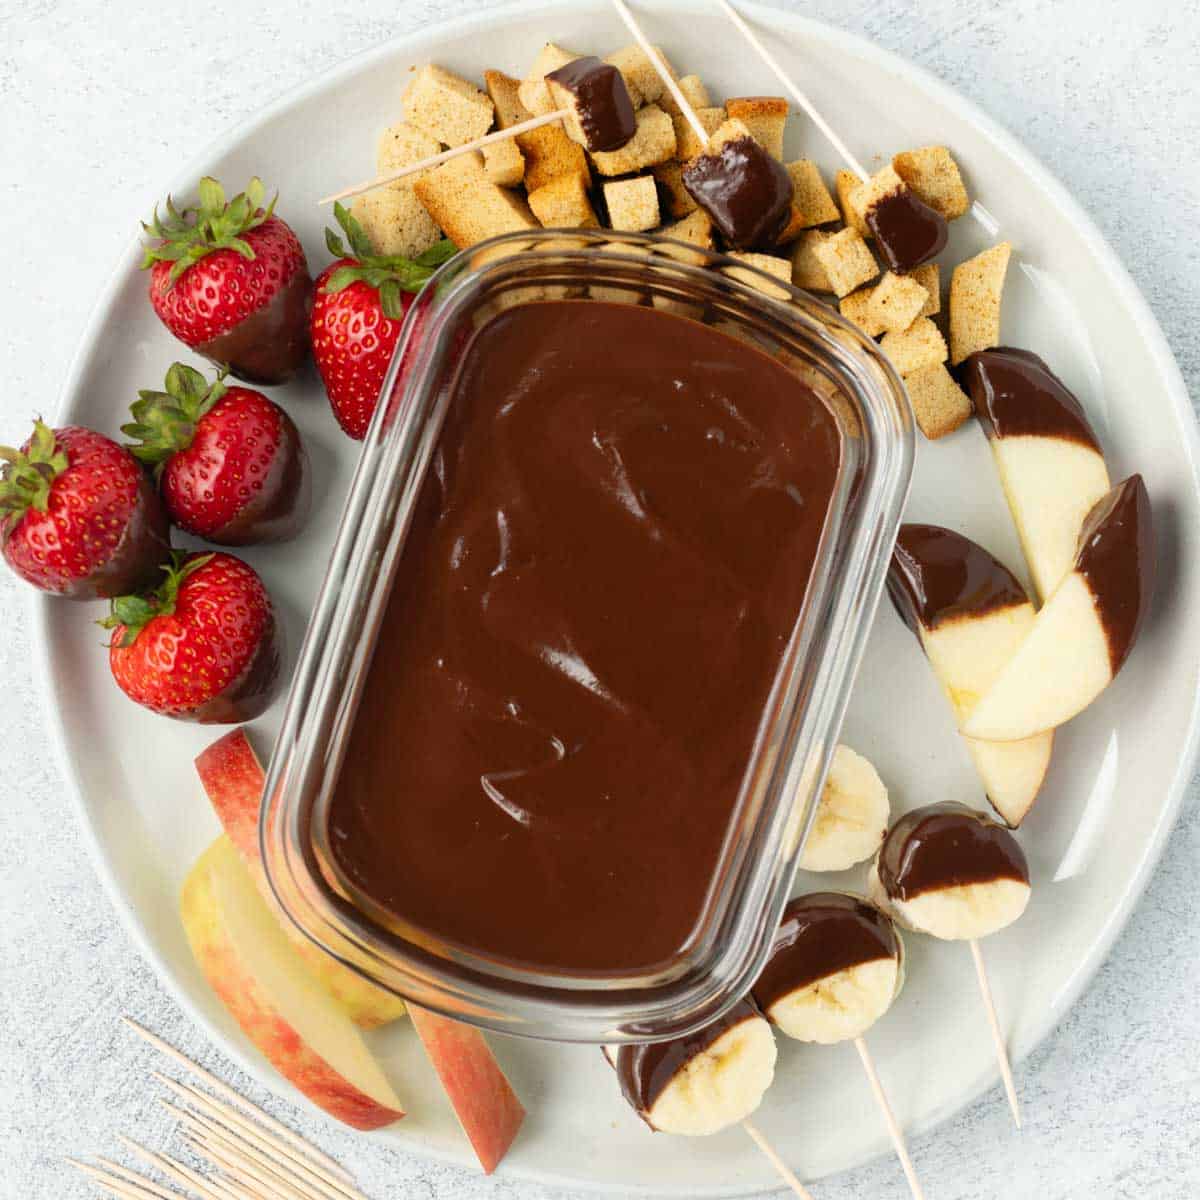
(122, 1019, 354, 1186)
(713, 0, 870, 182)
(318, 109, 570, 206)
(117, 1136, 227, 1200)
(969, 939, 1022, 1127)
(189, 1134, 312, 1200)
(67, 1159, 179, 1200)
(741, 1120, 817, 1200)
(854, 1038, 925, 1200)
(95, 1158, 188, 1200)
(607, 0, 711, 147)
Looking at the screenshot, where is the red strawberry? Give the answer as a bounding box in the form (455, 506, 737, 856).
(103, 551, 281, 723)
(0, 421, 170, 598)
(311, 203, 455, 439)
(122, 363, 310, 545)
(142, 178, 313, 385)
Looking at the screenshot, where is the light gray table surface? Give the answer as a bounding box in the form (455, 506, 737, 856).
(1, 1, 1197, 1197)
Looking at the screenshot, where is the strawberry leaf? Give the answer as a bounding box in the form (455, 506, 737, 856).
(122, 364, 228, 469)
(100, 551, 214, 647)
(0, 419, 70, 516)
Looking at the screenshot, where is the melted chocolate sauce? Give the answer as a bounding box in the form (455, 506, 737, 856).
(888, 524, 1027, 634)
(1076, 475, 1154, 674)
(326, 301, 841, 973)
(682, 137, 794, 251)
(753, 893, 898, 1011)
(546, 56, 636, 153)
(961, 347, 1103, 450)
(877, 802, 1029, 902)
(866, 188, 948, 273)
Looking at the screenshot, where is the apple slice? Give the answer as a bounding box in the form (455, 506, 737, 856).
(181, 836, 405, 1130)
(888, 523, 1053, 826)
(963, 475, 1154, 741)
(963, 347, 1110, 602)
(195, 729, 407, 1030)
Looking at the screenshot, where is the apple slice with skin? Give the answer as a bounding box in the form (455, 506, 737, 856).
(888, 523, 1053, 826)
(963, 346, 1111, 602)
(963, 475, 1154, 741)
(195, 729, 407, 1030)
(181, 836, 405, 1130)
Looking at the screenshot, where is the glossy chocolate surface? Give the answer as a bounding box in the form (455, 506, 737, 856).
(186, 614, 283, 724)
(615, 999, 762, 1118)
(546, 56, 636, 152)
(877, 802, 1029, 902)
(198, 268, 313, 386)
(682, 136, 794, 250)
(327, 301, 841, 973)
(888, 523, 1027, 634)
(76, 473, 172, 600)
(962, 347, 1103, 450)
(753, 893, 898, 1010)
(1076, 474, 1154, 674)
(865, 187, 948, 273)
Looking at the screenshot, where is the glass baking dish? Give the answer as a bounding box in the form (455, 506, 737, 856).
(261, 229, 913, 1043)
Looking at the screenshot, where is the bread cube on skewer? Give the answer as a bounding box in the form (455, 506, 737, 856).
(484, 68, 591, 191)
(672, 106, 727, 161)
(893, 145, 970, 221)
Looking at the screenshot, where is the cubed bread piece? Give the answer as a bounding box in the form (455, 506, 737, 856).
(866, 272, 930, 334)
(518, 43, 581, 115)
(376, 122, 441, 176)
(893, 146, 969, 220)
(604, 44, 676, 107)
(880, 316, 948, 374)
(659, 74, 711, 117)
(704, 117, 754, 154)
(836, 169, 872, 237)
(791, 230, 835, 292)
(904, 361, 972, 439)
(413, 152, 537, 248)
(786, 159, 840, 227)
(481, 138, 525, 187)
(603, 176, 660, 232)
(949, 242, 1011, 364)
(812, 227, 879, 297)
(724, 252, 792, 300)
(848, 164, 908, 228)
(484, 70, 590, 190)
(673, 107, 727, 162)
(590, 105, 676, 175)
(402, 65, 494, 148)
(724, 97, 789, 160)
(909, 262, 940, 316)
(350, 187, 443, 260)
(651, 161, 697, 218)
(839, 287, 887, 338)
(528, 172, 600, 229)
(484, 68, 528, 128)
(662, 208, 714, 250)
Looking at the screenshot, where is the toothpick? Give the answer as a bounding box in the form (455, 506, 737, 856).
(741, 1120, 817, 1200)
(713, 0, 870, 182)
(319, 109, 570, 205)
(122, 1019, 353, 1186)
(95, 1159, 188, 1200)
(189, 1134, 314, 1200)
(608, 0, 711, 146)
(854, 1038, 925, 1200)
(67, 1159, 179, 1200)
(969, 939, 1022, 1127)
(178, 1115, 328, 1200)
(117, 1136, 227, 1200)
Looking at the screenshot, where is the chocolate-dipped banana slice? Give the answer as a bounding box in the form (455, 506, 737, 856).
(754, 893, 904, 1044)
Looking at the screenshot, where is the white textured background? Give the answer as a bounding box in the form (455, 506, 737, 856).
(1, 1, 1198, 1197)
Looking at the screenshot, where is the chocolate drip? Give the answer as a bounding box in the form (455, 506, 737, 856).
(682, 137, 794, 251)
(877, 802, 1029, 902)
(546, 57, 636, 152)
(753, 893, 898, 1012)
(888, 524, 1027, 634)
(1075, 474, 1154, 674)
(866, 189, 948, 273)
(961, 347, 1103, 450)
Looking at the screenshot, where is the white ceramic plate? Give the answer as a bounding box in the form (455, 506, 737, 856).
(36, 2, 1200, 1194)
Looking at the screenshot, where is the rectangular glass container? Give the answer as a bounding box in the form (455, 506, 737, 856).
(261, 229, 913, 1043)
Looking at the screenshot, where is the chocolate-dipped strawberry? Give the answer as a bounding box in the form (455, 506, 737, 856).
(606, 1000, 776, 1136)
(142, 178, 312, 385)
(753, 893, 904, 1044)
(546, 56, 637, 152)
(0, 420, 170, 598)
(122, 363, 310, 545)
(867, 802, 1031, 941)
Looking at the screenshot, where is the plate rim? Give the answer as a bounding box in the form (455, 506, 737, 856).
(33, 1, 1200, 1194)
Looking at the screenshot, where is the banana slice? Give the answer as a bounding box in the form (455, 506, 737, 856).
(607, 1000, 777, 1136)
(799, 744, 890, 872)
(753, 892, 904, 1044)
(867, 802, 1031, 941)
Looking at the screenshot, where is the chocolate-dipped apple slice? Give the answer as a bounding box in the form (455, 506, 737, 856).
(888, 524, 1053, 827)
(962, 475, 1154, 742)
(962, 348, 1111, 602)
